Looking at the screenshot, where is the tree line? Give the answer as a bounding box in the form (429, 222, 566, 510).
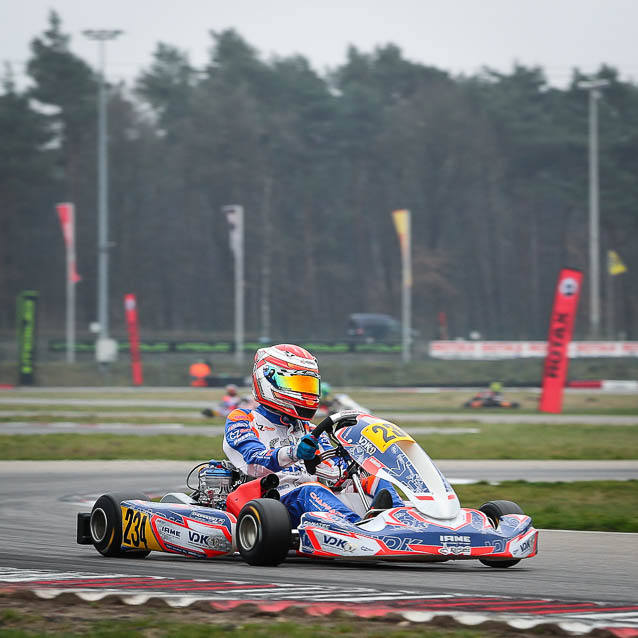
(1, 12, 637, 343)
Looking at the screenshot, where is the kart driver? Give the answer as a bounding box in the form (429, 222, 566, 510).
(222, 343, 402, 527)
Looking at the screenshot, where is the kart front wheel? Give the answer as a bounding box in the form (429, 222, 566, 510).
(479, 500, 524, 569)
(91, 492, 151, 558)
(237, 498, 291, 566)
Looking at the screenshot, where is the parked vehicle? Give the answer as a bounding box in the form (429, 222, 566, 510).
(347, 313, 401, 343)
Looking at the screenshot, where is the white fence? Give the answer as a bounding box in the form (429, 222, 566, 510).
(429, 340, 638, 360)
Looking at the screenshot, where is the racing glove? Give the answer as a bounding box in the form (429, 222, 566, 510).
(294, 434, 319, 461)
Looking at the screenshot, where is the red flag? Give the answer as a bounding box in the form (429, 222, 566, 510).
(124, 294, 143, 386)
(539, 269, 583, 413)
(55, 203, 81, 283)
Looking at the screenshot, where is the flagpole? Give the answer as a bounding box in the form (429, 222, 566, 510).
(607, 266, 614, 339)
(223, 205, 244, 366)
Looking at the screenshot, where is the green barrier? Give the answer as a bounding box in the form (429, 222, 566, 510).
(48, 339, 403, 354)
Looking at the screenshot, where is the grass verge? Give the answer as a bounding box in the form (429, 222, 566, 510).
(0, 602, 515, 638)
(456, 480, 638, 532)
(1, 423, 637, 460)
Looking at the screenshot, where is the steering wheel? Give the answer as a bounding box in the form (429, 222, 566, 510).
(304, 411, 360, 474)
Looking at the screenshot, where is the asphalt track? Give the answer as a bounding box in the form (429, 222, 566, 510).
(1, 461, 636, 605)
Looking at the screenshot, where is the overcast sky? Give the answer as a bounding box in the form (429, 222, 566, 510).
(4, 0, 638, 89)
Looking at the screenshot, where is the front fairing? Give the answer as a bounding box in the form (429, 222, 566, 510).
(333, 415, 460, 519)
(298, 506, 538, 562)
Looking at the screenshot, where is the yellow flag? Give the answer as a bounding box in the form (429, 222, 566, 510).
(608, 250, 627, 275)
(392, 209, 409, 258)
(392, 209, 412, 286)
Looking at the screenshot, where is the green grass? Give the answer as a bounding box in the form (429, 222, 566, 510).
(413, 423, 638, 459)
(2, 387, 637, 414)
(0, 613, 495, 638)
(2, 355, 638, 387)
(2, 422, 636, 460)
(0, 415, 223, 426)
(456, 480, 638, 532)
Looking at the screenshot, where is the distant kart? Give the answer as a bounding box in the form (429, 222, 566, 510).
(463, 394, 520, 409)
(201, 396, 257, 418)
(77, 411, 537, 568)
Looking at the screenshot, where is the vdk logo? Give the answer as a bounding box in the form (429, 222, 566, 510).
(189, 531, 210, 545)
(322, 534, 354, 552)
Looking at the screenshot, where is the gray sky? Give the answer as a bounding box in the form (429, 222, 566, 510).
(4, 0, 638, 88)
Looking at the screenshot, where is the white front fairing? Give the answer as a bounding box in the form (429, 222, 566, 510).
(334, 415, 460, 520)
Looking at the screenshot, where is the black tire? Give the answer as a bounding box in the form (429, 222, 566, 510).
(479, 500, 524, 568)
(90, 492, 151, 558)
(236, 498, 291, 566)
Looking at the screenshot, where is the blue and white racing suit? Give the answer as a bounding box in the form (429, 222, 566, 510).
(222, 404, 401, 527)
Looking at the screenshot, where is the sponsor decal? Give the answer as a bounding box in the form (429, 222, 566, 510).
(440, 535, 471, 543)
(470, 512, 487, 530)
(308, 490, 342, 517)
(378, 536, 424, 552)
(187, 530, 230, 551)
(227, 427, 253, 441)
(439, 545, 472, 556)
(159, 526, 180, 539)
(187, 511, 228, 525)
(390, 509, 430, 529)
(321, 534, 355, 553)
(156, 521, 183, 543)
(485, 539, 507, 553)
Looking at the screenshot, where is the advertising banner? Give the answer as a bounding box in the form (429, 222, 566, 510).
(16, 291, 39, 385)
(55, 203, 81, 283)
(124, 294, 143, 385)
(539, 269, 583, 413)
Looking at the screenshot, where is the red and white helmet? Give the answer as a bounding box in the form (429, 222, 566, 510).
(252, 344, 321, 420)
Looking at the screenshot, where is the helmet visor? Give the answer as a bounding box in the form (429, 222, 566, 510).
(267, 369, 320, 395)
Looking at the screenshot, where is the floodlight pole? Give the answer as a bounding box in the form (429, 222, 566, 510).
(577, 78, 609, 339)
(83, 29, 122, 367)
(223, 205, 245, 365)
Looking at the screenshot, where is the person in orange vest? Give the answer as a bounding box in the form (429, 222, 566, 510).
(189, 360, 212, 387)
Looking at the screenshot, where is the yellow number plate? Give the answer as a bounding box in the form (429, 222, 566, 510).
(361, 422, 414, 452)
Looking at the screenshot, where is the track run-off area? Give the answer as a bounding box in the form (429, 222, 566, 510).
(1, 387, 637, 635)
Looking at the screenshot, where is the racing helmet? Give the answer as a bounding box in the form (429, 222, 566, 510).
(225, 384, 238, 396)
(252, 344, 321, 420)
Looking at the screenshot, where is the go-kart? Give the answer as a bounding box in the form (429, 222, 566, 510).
(463, 393, 520, 409)
(77, 411, 537, 568)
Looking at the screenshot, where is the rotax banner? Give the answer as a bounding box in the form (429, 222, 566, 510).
(539, 268, 583, 413)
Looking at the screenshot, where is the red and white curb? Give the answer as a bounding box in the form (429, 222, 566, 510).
(1, 568, 637, 636)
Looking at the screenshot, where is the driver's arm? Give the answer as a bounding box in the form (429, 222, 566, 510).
(223, 409, 302, 476)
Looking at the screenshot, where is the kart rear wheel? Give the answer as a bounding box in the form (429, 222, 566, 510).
(91, 492, 151, 558)
(479, 500, 524, 568)
(236, 498, 291, 566)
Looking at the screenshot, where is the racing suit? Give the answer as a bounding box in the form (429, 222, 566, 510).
(223, 404, 402, 527)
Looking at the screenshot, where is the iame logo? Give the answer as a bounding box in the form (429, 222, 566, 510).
(160, 526, 180, 538)
(440, 535, 471, 543)
(559, 277, 579, 297)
